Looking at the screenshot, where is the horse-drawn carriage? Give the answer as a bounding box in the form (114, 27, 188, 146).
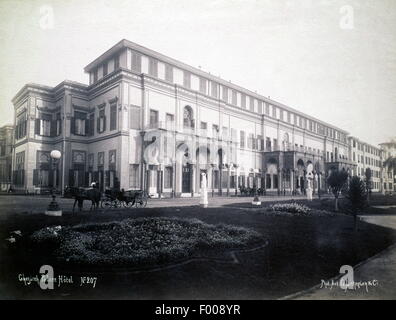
(64, 186, 149, 212)
(101, 188, 149, 209)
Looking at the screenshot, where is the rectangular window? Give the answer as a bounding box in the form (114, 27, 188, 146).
(93, 69, 98, 83)
(164, 167, 173, 189)
(257, 135, 264, 151)
(183, 71, 191, 88)
(38, 113, 52, 137)
(110, 104, 117, 131)
(241, 94, 246, 109)
(148, 58, 158, 77)
(265, 104, 270, 115)
(149, 109, 158, 127)
(231, 128, 237, 142)
(131, 52, 142, 73)
(74, 111, 86, 136)
(248, 133, 254, 149)
(39, 120, 49, 137)
(240, 131, 245, 148)
(211, 82, 218, 98)
(98, 109, 106, 133)
(212, 124, 219, 138)
(266, 138, 271, 151)
(231, 90, 237, 105)
(199, 77, 207, 94)
(165, 64, 173, 82)
(114, 54, 120, 70)
(166, 113, 174, 130)
(103, 62, 108, 76)
(258, 101, 263, 114)
(15, 111, 27, 140)
(222, 127, 228, 140)
(222, 86, 228, 102)
(272, 106, 276, 118)
(249, 97, 254, 112)
(129, 164, 139, 188)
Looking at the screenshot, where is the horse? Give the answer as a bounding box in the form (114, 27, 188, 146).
(65, 186, 102, 213)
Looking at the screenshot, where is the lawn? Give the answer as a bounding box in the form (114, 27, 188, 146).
(1, 199, 396, 299)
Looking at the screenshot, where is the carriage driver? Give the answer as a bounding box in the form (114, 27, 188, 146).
(91, 181, 99, 189)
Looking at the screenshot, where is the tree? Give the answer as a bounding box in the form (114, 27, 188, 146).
(345, 176, 367, 231)
(327, 170, 348, 211)
(364, 168, 372, 205)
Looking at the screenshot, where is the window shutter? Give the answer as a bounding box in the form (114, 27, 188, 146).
(50, 120, 56, 137)
(90, 116, 95, 136)
(22, 120, 27, 137)
(70, 117, 75, 134)
(35, 119, 41, 135)
(97, 118, 100, 133)
(33, 169, 39, 186)
(59, 120, 62, 135)
(103, 116, 106, 132)
(85, 118, 89, 136)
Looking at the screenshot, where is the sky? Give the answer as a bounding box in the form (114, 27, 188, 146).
(0, 0, 395, 146)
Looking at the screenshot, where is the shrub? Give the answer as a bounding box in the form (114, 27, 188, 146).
(268, 202, 311, 215)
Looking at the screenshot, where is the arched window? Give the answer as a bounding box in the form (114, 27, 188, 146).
(183, 106, 194, 128)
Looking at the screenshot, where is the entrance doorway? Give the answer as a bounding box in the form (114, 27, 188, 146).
(182, 165, 191, 193)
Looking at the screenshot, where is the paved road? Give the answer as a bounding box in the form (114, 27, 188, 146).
(286, 214, 396, 300)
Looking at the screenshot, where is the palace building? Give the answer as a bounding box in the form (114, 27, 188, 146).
(11, 39, 367, 196)
(0, 124, 13, 191)
(348, 137, 383, 193)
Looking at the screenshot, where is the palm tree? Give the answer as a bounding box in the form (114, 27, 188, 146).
(383, 156, 396, 171)
(383, 156, 396, 193)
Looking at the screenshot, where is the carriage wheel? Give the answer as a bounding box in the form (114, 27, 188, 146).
(113, 200, 122, 208)
(101, 198, 113, 209)
(123, 200, 134, 208)
(135, 195, 147, 208)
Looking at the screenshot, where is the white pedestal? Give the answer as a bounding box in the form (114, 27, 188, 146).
(200, 188, 208, 208)
(45, 210, 62, 217)
(306, 188, 313, 201)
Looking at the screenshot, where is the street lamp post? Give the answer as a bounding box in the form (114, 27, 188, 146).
(45, 150, 62, 216)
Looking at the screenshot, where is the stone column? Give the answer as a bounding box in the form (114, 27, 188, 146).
(278, 167, 282, 195)
(191, 164, 196, 197)
(227, 164, 231, 196)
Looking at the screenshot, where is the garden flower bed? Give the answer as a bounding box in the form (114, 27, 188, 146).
(266, 202, 335, 216)
(30, 217, 262, 267)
